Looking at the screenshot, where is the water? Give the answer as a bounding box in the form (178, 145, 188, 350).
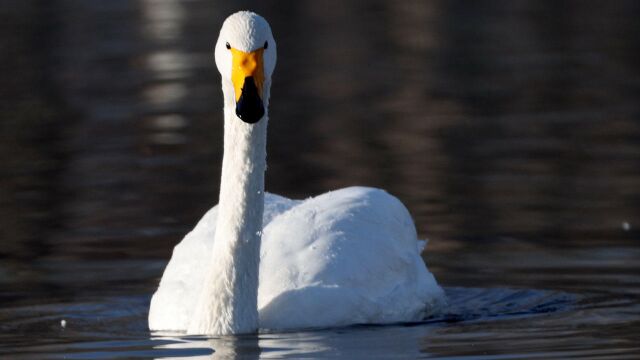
(1, 0, 639, 358)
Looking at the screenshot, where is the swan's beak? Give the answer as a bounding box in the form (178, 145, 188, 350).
(231, 47, 265, 124)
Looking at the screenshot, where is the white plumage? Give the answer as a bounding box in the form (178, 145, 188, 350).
(148, 11, 445, 335)
(149, 187, 445, 331)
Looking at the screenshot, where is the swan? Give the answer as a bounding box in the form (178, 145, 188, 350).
(148, 11, 445, 335)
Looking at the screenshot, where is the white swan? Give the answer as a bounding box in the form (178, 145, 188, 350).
(148, 11, 445, 335)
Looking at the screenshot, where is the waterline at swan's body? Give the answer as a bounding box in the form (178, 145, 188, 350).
(149, 186, 445, 332)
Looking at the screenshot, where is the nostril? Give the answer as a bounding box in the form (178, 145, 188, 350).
(241, 61, 257, 71)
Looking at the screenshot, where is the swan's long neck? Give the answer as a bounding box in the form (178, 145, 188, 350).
(187, 79, 269, 335)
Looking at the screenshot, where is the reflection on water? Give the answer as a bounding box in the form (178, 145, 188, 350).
(0, 287, 581, 359)
(1, 0, 639, 359)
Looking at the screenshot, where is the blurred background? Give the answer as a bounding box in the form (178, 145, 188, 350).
(1, 0, 639, 358)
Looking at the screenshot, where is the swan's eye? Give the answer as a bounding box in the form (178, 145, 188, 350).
(225, 42, 231, 50)
(264, 41, 268, 50)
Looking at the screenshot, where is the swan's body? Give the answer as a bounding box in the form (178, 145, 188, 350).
(149, 187, 445, 332)
(148, 11, 445, 335)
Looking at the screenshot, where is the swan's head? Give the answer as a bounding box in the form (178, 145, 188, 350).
(215, 11, 276, 124)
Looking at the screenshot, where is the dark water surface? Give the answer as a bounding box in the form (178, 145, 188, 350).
(1, 0, 640, 358)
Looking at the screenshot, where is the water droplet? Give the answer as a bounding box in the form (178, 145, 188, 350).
(622, 222, 631, 231)
(60, 319, 67, 328)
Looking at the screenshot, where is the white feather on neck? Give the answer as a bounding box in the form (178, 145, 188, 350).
(187, 78, 269, 335)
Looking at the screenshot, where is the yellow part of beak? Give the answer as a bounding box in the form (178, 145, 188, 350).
(231, 47, 265, 102)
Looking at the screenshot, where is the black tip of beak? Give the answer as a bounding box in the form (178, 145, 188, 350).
(236, 77, 264, 124)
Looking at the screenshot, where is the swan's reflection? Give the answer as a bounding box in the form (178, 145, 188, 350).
(151, 326, 436, 359)
(152, 332, 260, 360)
(151, 330, 339, 359)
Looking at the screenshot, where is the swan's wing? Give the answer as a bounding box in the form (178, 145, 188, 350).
(148, 193, 297, 331)
(417, 238, 428, 252)
(258, 187, 445, 330)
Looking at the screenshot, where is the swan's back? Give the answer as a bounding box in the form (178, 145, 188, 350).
(259, 187, 444, 329)
(149, 187, 445, 331)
